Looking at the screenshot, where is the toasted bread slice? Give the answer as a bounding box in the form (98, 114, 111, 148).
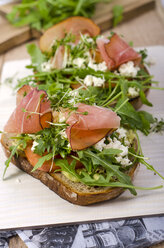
(1, 133, 139, 205)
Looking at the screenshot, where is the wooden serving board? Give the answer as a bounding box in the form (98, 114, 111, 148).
(0, 0, 155, 54)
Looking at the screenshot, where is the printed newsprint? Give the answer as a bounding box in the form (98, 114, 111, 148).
(1, 216, 164, 248)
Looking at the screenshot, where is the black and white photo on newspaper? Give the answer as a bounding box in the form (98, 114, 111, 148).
(1, 216, 163, 248)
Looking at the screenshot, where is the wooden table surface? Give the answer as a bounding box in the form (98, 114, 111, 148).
(0, 4, 164, 248)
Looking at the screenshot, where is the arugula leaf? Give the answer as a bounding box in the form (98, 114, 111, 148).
(139, 49, 148, 63)
(32, 153, 53, 172)
(3, 144, 19, 179)
(54, 158, 80, 180)
(99, 148, 122, 156)
(83, 150, 137, 195)
(139, 90, 153, 107)
(150, 118, 164, 133)
(112, 5, 123, 27)
(116, 98, 143, 130)
(27, 43, 46, 72)
(3, 135, 31, 179)
(7, 0, 111, 31)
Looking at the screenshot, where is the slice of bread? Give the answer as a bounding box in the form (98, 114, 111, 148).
(1, 133, 139, 205)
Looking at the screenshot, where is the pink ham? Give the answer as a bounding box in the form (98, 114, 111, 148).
(96, 33, 141, 70)
(4, 88, 52, 134)
(16, 85, 33, 105)
(66, 103, 120, 151)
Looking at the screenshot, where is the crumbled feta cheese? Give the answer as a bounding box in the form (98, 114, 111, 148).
(119, 61, 139, 77)
(84, 75, 93, 86)
(114, 70, 120, 75)
(84, 75, 105, 87)
(73, 58, 85, 68)
(106, 137, 128, 156)
(41, 61, 52, 72)
(116, 127, 127, 139)
(88, 61, 107, 72)
(86, 37, 94, 43)
(16, 178, 21, 184)
(115, 156, 132, 166)
(84, 51, 92, 60)
(94, 132, 132, 167)
(128, 87, 140, 97)
(58, 112, 66, 123)
(94, 137, 106, 151)
(69, 90, 79, 97)
(68, 90, 79, 105)
(31, 141, 39, 152)
(146, 56, 156, 66)
(60, 130, 67, 139)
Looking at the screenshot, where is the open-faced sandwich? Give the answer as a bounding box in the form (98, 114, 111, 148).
(1, 83, 163, 205)
(22, 16, 154, 111)
(1, 17, 163, 205)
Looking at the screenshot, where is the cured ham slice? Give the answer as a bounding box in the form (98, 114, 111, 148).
(16, 85, 33, 105)
(96, 34, 141, 70)
(4, 88, 52, 134)
(66, 103, 120, 150)
(40, 16, 100, 52)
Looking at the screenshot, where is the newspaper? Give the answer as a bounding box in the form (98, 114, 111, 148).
(0, 216, 164, 248)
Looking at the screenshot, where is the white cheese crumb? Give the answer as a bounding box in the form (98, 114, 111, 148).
(115, 156, 132, 166)
(146, 56, 156, 66)
(31, 141, 39, 152)
(41, 61, 52, 72)
(119, 61, 139, 77)
(128, 87, 140, 97)
(116, 127, 127, 139)
(58, 112, 66, 123)
(69, 90, 79, 97)
(94, 132, 132, 167)
(73, 58, 85, 68)
(94, 137, 106, 151)
(60, 130, 67, 139)
(86, 37, 94, 43)
(68, 90, 79, 105)
(16, 178, 21, 184)
(88, 61, 107, 72)
(106, 137, 128, 157)
(84, 75, 105, 87)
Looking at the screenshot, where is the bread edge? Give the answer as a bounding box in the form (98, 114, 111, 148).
(1, 133, 139, 205)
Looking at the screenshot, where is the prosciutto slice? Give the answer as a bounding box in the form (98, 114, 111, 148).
(4, 88, 52, 134)
(16, 85, 33, 105)
(96, 33, 141, 70)
(66, 103, 120, 151)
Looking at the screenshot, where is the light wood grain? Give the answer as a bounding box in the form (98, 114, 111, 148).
(0, 0, 155, 54)
(9, 235, 27, 248)
(93, 0, 155, 30)
(150, 243, 164, 248)
(0, 2, 19, 16)
(0, 15, 31, 54)
(104, 9, 164, 47)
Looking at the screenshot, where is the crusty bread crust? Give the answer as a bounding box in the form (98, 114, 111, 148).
(1, 133, 139, 205)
